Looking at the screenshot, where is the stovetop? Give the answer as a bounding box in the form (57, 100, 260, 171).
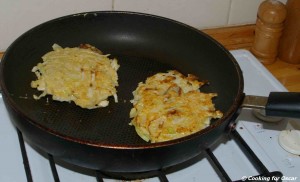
(1, 50, 299, 182)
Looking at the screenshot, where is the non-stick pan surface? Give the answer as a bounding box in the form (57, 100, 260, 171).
(0, 11, 244, 171)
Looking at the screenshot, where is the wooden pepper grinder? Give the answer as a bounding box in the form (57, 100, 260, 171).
(278, 0, 300, 64)
(251, 0, 287, 64)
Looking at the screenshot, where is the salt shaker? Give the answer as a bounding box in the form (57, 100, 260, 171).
(251, 0, 287, 64)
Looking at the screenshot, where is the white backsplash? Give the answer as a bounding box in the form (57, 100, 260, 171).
(0, 0, 287, 51)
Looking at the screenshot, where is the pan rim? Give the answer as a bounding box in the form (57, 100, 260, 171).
(0, 10, 244, 149)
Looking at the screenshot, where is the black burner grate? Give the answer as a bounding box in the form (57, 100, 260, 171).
(16, 128, 283, 182)
(206, 130, 283, 182)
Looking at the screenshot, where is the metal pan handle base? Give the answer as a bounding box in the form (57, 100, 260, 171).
(242, 92, 300, 119)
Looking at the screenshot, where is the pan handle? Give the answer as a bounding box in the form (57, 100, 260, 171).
(242, 92, 300, 118)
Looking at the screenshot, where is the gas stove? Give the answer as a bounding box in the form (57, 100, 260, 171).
(1, 50, 299, 182)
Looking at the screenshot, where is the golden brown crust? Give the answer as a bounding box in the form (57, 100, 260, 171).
(129, 70, 223, 143)
(79, 43, 103, 55)
(31, 44, 119, 109)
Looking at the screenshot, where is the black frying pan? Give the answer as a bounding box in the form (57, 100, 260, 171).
(0, 11, 298, 173)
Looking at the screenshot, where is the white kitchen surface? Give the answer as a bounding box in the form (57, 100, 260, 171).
(1, 50, 299, 182)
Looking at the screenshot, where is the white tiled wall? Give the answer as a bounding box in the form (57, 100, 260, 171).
(0, 0, 287, 51)
(114, 0, 232, 29)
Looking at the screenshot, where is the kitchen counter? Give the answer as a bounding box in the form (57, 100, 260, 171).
(203, 24, 300, 92)
(1, 24, 299, 91)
